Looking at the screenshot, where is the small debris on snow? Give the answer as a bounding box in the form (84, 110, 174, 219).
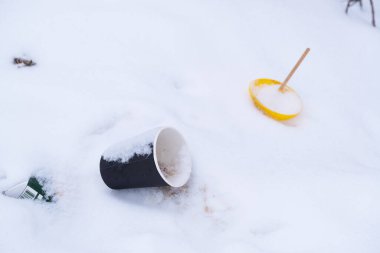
(13, 57, 36, 67)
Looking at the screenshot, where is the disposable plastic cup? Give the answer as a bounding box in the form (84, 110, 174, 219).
(99, 127, 192, 189)
(2, 177, 53, 202)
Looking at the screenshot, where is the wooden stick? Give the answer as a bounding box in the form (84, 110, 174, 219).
(279, 48, 310, 92)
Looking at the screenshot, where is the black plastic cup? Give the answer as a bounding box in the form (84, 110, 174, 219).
(100, 127, 192, 189)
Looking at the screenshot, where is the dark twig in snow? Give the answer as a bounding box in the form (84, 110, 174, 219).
(346, 0, 376, 27)
(13, 57, 36, 67)
(346, 0, 362, 14)
(369, 0, 376, 27)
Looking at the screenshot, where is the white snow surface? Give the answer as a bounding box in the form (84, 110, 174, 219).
(1, 0, 380, 252)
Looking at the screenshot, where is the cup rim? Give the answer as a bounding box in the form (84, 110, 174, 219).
(153, 127, 192, 187)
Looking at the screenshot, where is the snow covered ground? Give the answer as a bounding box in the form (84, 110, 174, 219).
(1, 0, 380, 252)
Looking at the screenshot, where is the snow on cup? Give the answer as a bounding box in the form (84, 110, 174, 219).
(99, 127, 192, 189)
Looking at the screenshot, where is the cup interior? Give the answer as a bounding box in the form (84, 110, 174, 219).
(154, 128, 192, 187)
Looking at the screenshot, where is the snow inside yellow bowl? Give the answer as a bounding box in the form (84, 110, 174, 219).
(249, 78, 303, 121)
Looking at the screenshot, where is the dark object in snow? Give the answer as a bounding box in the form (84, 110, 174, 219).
(2, 177, 54, 202)
(346, 0, 363, 13)
(13, 57, 36, 67)
(346, 0, 376, 27)
(99, 127, 191, 189)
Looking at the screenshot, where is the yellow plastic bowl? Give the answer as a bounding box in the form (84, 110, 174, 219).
(248, 78, 302, 121)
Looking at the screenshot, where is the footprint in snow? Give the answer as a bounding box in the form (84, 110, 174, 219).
(250, 222, 284, 237)
(89, 112, 130, 135)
